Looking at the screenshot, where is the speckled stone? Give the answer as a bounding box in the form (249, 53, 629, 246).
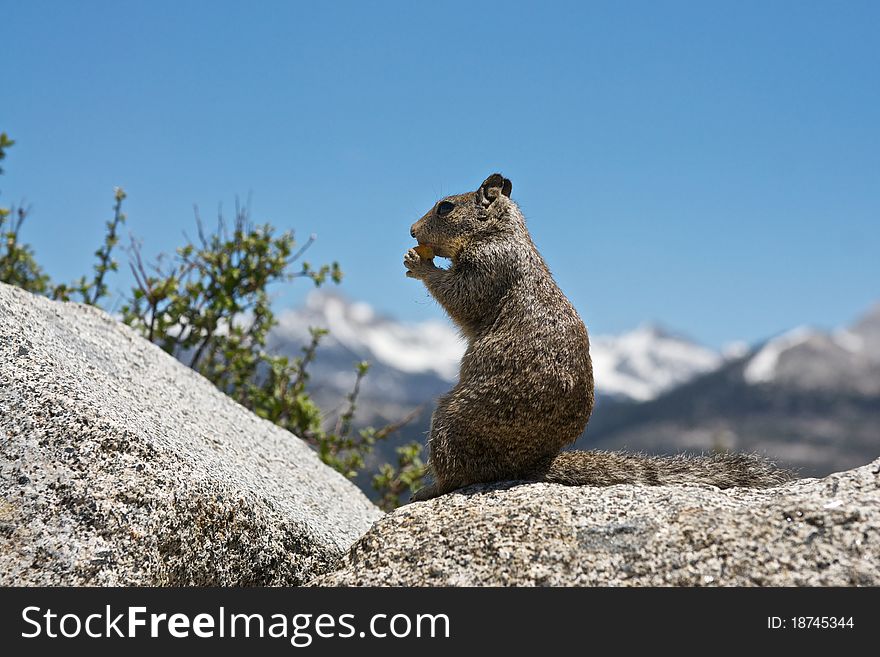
(315, 458, 880, 586)
(0, 283, 381, 585)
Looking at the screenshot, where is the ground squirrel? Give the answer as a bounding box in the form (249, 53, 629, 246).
(404, 173, 792, 501)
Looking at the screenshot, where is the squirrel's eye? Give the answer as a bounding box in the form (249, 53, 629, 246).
(437, 201, 455, 217)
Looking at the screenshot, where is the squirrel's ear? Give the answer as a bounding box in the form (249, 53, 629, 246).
(477, 173, 512, 208)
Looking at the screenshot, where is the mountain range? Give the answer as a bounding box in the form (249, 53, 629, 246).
(269, 291, 723, 405)
(268, 291, 880, 494)
(579, 302, 880, 477)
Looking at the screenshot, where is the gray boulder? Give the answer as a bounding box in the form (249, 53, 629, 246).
(0, 283, 380, 585)
(315, 457, 879, 586)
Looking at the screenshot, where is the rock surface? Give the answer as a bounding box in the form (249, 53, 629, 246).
(315, 457, 880, 586)
(0, 283, 380, 586)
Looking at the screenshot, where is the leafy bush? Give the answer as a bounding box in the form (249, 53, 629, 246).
(0, 133, 50, 294)
(0, 134, 424, 508)
(373, 442, 426, 512)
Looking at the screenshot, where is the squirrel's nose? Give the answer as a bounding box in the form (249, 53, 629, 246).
(410, 225, 416, 239)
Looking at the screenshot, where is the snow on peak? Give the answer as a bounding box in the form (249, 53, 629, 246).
(743, 306, 880, 386)
(590, 324, 722, 401)
(743, 326, 819, 384)
(832, 329, 864, 354)
(275, 291, 465, 381)
(722, 340, 750, 360)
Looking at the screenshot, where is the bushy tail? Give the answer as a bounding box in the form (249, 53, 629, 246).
(537, 450, 793, 489)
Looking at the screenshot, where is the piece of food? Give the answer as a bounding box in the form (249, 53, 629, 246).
(415, 244, 434, 259)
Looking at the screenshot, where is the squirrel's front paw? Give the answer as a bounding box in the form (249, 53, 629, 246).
(404, 247, 435, 279)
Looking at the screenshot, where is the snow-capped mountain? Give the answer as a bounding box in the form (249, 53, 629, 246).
(580, 302, 880, 477)
(590, 325, 721, 401)
(742, 304, 880, 395)
(274, 292, 463, 382)
(269, 291, 723, 404)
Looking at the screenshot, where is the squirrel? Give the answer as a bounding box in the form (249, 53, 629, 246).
(404, 173, 792, 502)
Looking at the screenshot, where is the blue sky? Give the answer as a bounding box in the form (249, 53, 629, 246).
(2, 0, 878, 348)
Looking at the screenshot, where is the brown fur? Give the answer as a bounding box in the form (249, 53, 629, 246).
(405, 174, 791, 501)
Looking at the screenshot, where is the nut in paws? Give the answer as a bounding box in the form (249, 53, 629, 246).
(404, 247, 432, 278)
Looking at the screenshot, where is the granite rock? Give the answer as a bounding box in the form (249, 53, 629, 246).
(0, 283, 381, 585)
(315, 457, 879, 586)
